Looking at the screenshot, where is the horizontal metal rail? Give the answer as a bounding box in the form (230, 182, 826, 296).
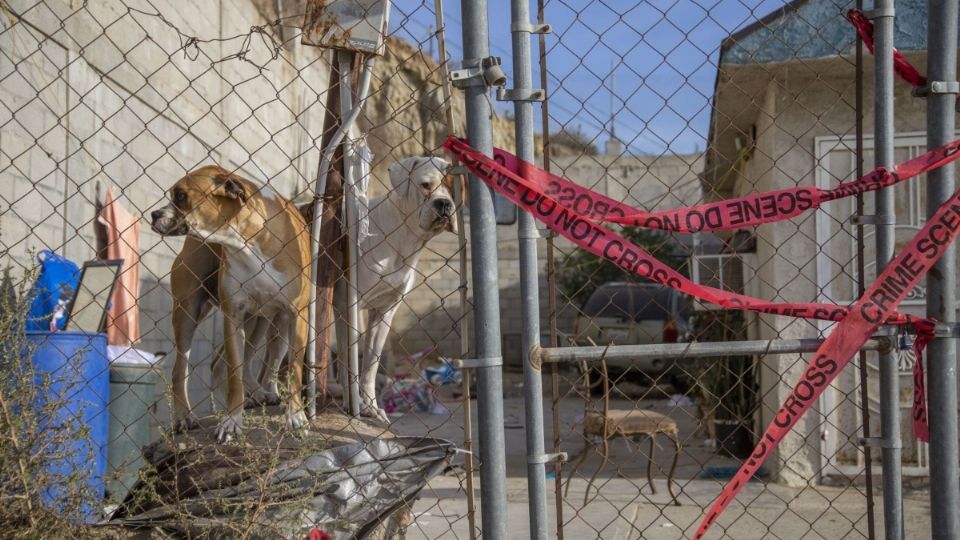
(533, 338, 889, 365)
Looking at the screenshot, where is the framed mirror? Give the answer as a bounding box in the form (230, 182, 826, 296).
(66, 259, 123, 334)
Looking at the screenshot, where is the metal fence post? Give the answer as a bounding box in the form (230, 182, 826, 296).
(307, 55, 376, 419)
(338, 50, 363, 418)
(870, 3, 903, 539)
(925, 2, 960, 538)
(460, 1, 508, 537)
(506, 0, 549, 538)
(854, 2, 877, 534)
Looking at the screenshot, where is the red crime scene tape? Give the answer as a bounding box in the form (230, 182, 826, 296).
(491, 139, 960, 233)
(846, 9, 928, 88)
(441, 136, 957, 539)
(488, 141, 951, 444)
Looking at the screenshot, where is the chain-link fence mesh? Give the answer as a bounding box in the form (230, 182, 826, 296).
(535, 0, 937, 538)
(0, 0, 950, 538)
(0, 0, 489, 537)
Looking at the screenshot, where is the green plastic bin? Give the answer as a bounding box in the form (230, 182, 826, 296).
(107, 363, 159, 502)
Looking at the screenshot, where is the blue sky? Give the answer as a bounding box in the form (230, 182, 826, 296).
(388, 0, 789, 155)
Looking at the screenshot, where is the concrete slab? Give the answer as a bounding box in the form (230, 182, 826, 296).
(407, 475, 931, 539)
(387, 373, 932, 539)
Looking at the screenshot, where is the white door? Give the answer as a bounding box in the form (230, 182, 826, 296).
(813, 132, 950, 477)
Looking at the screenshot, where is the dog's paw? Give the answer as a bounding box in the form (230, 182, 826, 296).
(172, 412, 200, 433)
(359, 404, 389, 423)
(215, 412, 243, 443)
(285, 409, 309, 431)
(245, 389, 281, 409)
(265, 380, 280, 399)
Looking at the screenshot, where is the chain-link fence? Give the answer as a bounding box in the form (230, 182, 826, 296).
(0, 0, 488, 537)
(527, 0, 951, 538)
(2, 0, 958, 538)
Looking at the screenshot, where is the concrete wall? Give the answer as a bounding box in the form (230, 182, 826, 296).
(1, 0, 329, 418)
(0, 0, 704, 418)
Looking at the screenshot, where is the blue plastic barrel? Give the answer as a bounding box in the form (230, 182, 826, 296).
(26, 332, 109, 522)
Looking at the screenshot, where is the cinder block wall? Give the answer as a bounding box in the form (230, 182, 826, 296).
(1, 0, 329, 418)
(0, 0, 704, 406)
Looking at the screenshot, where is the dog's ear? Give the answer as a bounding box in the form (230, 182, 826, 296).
(442, 173, 456, 197)
(389, 156, 422, 191)
(214, 173, 249, 203)
(427, 156, 450, 176)
(443, 164, 469, 209)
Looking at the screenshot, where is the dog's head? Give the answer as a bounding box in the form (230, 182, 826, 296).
(150, 166, 251, 237)
(388, 156, 457, 235)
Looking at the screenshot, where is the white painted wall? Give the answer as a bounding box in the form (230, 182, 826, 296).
(1, 0, 330, 419)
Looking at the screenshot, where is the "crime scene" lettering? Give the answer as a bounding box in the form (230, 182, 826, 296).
(860, 200, 960, 323)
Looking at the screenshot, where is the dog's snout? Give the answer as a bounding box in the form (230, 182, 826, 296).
(433, 198, 454, 217)
(150, 206, 187, 236)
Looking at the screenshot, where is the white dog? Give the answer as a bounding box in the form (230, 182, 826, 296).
(347, 155, 456, 420)
(213, 156, 457, 421)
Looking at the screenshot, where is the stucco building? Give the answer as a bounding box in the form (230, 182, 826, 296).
(703, 0, 953, 484)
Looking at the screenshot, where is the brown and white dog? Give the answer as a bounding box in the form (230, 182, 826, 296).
(255, 155, 457, 421)
(153, 157, 456, 439)
(150, 166, 311, 442)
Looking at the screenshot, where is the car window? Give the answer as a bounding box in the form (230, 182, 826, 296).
(581, 285, 673, 321)
(581, 288, 634, 319)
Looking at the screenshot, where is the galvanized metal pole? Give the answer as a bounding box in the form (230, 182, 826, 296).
(535, 1, 565, 534)
(870, 3, 903, 539)
(307, 55, 375, 418)
(460, 1, 508, 537)
(338, 50, 362, 417)
(431, 1, 478, 536)
(536, 338, 886, 365)
(925, 2, 960, 538)
(854, 1, 877, 534)
(507, 0, 548, 538)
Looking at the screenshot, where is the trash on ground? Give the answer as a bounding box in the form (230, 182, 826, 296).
(105, 415, 456, 539)
(382, 378, 440, 414)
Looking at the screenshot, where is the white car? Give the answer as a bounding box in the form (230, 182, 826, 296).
(573, 282, 695, 377)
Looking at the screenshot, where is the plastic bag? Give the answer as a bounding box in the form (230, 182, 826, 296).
(381, 378, 439, 414)
(348, 138, 374, 246)
(26, 249, 80, 331)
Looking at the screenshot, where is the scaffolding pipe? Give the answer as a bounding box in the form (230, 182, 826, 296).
(925, 2, 960, 538)
(460, 1, 508, 537)
(870, 3, 903, 539)
(534, 338, 887, 365)
(507, 0, 549, 538)
(307, 55, 375, 418)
